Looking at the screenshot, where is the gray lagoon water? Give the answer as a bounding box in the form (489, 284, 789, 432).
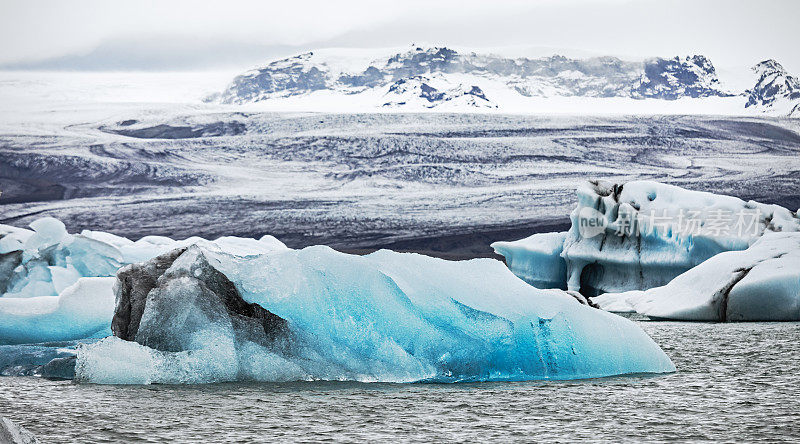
(1, 320, 798, 443)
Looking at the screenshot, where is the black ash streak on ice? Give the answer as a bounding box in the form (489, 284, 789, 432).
(1, 114, 799, 258)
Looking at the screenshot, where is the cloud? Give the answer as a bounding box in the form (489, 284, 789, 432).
(1, 0, 797, 72)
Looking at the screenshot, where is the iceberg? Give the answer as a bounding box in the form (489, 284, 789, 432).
(76, 244, 675, 384)
(0, 340, 85, 379)
(491, 232, 567, 289)
(493, 180, 800, 296)
(0, 217, 287, 345)
(0, 417, 39, 444)
(0, 277, 115, 344)
(1, 216, 674, 382)
(595, 232, 800, 321)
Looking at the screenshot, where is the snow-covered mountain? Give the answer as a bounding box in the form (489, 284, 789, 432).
(745, 59, 800, 117)
(381, 75, 497, 109)
(632, 55, 729, 100)
(213, 47, 797, 116)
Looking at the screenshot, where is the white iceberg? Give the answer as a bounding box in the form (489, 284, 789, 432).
(0, 217, 287, 344)
(493, 180, 800, 296)
(76, 243, 675, 384)
(595, 232, 800, 321)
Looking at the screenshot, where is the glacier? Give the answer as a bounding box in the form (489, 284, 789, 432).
(595, 232, 800, 321)
(75, 244, 675, 384)
(493, 180, 800, 296)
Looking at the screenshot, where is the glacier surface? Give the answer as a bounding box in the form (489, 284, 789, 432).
(493, 180, 800, 296)
(75, 244, 675, 384)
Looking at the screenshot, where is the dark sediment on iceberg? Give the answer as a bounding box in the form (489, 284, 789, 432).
(112, 246, 289, 353)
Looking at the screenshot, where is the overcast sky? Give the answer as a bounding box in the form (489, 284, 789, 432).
(1, 0, 798, 72)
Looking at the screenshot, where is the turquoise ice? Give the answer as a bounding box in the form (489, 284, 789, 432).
(77, 245, 675, 384)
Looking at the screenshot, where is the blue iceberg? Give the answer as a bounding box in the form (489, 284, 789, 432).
(76, 244, 675, 384)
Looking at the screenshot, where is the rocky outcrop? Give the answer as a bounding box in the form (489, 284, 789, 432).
(382, 75, 497, 109)
(0, 417, 39, 444)
(112, 246, 288, 352)
(219, 52, 328, 103)
(745, 59, 800, 117)
(632, 55, 730, 100)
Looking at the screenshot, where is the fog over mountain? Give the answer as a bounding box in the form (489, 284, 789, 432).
(0, 38, 301, 71)
(1, 0, 798, 74)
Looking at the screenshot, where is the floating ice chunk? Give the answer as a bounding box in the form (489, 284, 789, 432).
(77, 245, 675, 384)
(80, 229, 135, 249)
(0, 416, 39, 444)
(5, 261, 57, 298)
(1, 222, 125, 301)
(208, 235, 288, 256)
(24, 218, 72, 259)
(0, 277, 115, 344)
(0, 341, 84, 378)
(118, 237, 177, 264)
(493, 180, 800, 296)
(1, 217, 293, 344)
(491, 232, 567, 289)
(28, 217, 68, 244)
(48, 265, 81, 294)
(601, 232, 800, 321)
(592, 290, 642, 313)
(76, 337, 157, 385)
(64, 235, 124, 277)
(0, 226, 32, 254)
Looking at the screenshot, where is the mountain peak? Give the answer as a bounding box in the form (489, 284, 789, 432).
(746, 59, 800, 116)
(632, 55, 728, 100)
(753, 59, 785, 76)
